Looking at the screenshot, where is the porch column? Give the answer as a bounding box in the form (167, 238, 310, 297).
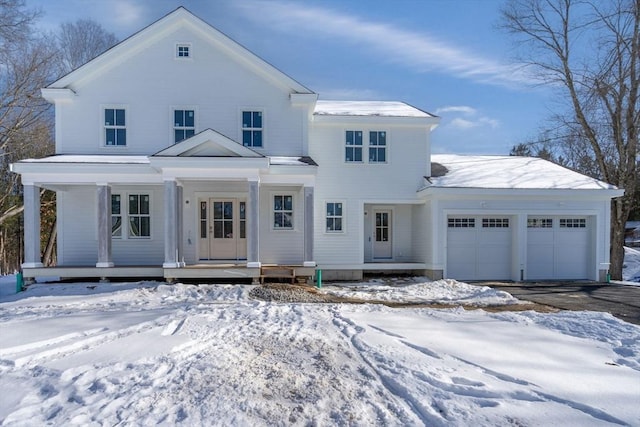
(177, 184, 184, 267)
(246, 180, 260, 268)
(96, 184, 114, 267)
(303, 186, 316, 267)
(22, 184, 43, 268)
(163, 179, 179, 268)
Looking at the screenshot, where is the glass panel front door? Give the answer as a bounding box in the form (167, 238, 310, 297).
(199, 198, 247, 260)
(373, 210, 392, 259)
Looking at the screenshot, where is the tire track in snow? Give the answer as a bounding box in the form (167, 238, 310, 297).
(331, 307, 447, 426)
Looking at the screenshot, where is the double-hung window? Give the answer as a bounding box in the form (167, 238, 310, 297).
(111, 193, 150, 238)
(128, 194, 151, 238)
(104, 108, 126, 146)
(326, 202, 343, 232)
(242, 111, 263, 147)
(369, 131, 386, 163)
(174, 109, 195, 143)
(273, 195, 293, 229)
(345, 130, 363, 162)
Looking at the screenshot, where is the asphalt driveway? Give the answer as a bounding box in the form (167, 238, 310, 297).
(482, 281, 640, 325)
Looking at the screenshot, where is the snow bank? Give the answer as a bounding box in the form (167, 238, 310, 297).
(320, 277, 523, 305)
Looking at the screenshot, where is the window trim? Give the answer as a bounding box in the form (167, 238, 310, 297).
(272, 193, 294, 231)
(325, 201, 345, 234)
(110, 192, 152, 240)
(368, 130, 387, 164)
(345, 130, 363, 163)
(241, 109, 264, 148)
(175, 43, 192, 59)
(102, 105, 128, 148)
(172, 107, 197, 144)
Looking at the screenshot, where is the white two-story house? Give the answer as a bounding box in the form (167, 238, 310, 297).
(11, 7, 623, 283)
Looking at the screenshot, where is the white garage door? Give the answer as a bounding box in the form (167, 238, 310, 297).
(447, 216, 512, 280)
(527, 216, 590, 280)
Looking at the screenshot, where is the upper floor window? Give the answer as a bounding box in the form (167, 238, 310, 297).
(345, 130, 363, 162)
(369, 131, 387, 163)
(104, 108, 126, 146)
(242, 111, 263, 147)
(176, 43, 191, 58)
(174, 109, 195, 143)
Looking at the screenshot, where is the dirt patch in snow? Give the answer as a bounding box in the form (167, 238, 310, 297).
(249, 283, 558, 313)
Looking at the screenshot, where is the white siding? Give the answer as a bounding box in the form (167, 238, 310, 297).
(110, 185, 164, 266)
(56, 26, 305, 156)
(57, 185, 164, 266)
(58, 187, 98, 266)
(310, 121, 430, 266)
(259, 185, 305, 264)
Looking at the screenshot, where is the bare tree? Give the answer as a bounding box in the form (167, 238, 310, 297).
(57, 18, 118, 73)
(501, 0, 639, 280)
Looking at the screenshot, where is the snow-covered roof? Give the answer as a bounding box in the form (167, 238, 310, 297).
(19, 155, 150, 164)
(430, 154, 618, 190)
(314, 101, 434, 118)
(269, 156, 317, 166)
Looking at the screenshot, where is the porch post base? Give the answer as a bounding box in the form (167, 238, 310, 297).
(303, 261, 317, 268)
(247, 261, 261, 268)
(21, 262, 44, 269)
(163, 262, 180, 268)
(96, 262, 114, 268)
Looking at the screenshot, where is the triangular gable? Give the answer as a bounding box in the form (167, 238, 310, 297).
(48, 7, 313, 94)
(153, 129, 263, 158)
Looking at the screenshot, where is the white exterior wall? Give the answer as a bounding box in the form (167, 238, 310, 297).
(57, 185, 165, 266)
(57, 187, 97, 265)
(426, 193, 613, 281)
(309, 120, 430, 266)
(259, 185, 305, 264)
(55, 26, 305, 157)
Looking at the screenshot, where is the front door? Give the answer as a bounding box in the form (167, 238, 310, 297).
(373, 210, 392, 259)
(199, 198, 247, 260)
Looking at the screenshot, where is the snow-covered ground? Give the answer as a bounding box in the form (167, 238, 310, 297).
(1, 276, 639, 426)
(623, 246, 640, 283)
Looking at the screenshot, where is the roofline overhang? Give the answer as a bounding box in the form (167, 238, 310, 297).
(418, 186, 625, 200)
(312, 114, 440, 128)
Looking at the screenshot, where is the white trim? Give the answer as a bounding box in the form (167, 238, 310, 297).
(271, 192, 295, 231)
(239, 108, 265, 150)
(171, 106, 197, 144)
(100, 104, 129, 149)
(175, 42, 192, 59)
(324, 200, 346, 234)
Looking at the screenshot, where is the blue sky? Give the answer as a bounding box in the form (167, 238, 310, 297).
(27, 0, 554, 155)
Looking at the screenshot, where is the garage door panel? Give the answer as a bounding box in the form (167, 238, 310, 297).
(527, 216, 589, 280)
(447, 216, 512, 281)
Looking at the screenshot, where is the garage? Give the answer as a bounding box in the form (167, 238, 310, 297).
(527, 216, 590, 280)
(447, 216, 513, 280)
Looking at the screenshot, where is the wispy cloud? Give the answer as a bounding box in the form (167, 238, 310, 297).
(437, 105, 499, 130)
(235, 1, 532, 87)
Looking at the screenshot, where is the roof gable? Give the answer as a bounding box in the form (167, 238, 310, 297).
(48, 7, 313, 94)
(153, 129, 263, 158)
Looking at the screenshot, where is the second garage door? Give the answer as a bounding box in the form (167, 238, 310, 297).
(447, 216, 513, 281)
(527, 216, 590, 280)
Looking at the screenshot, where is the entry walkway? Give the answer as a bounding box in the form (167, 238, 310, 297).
(483, 281, 640, 325)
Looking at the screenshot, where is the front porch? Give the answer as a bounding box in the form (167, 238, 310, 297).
(21, 264, 317, 284)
